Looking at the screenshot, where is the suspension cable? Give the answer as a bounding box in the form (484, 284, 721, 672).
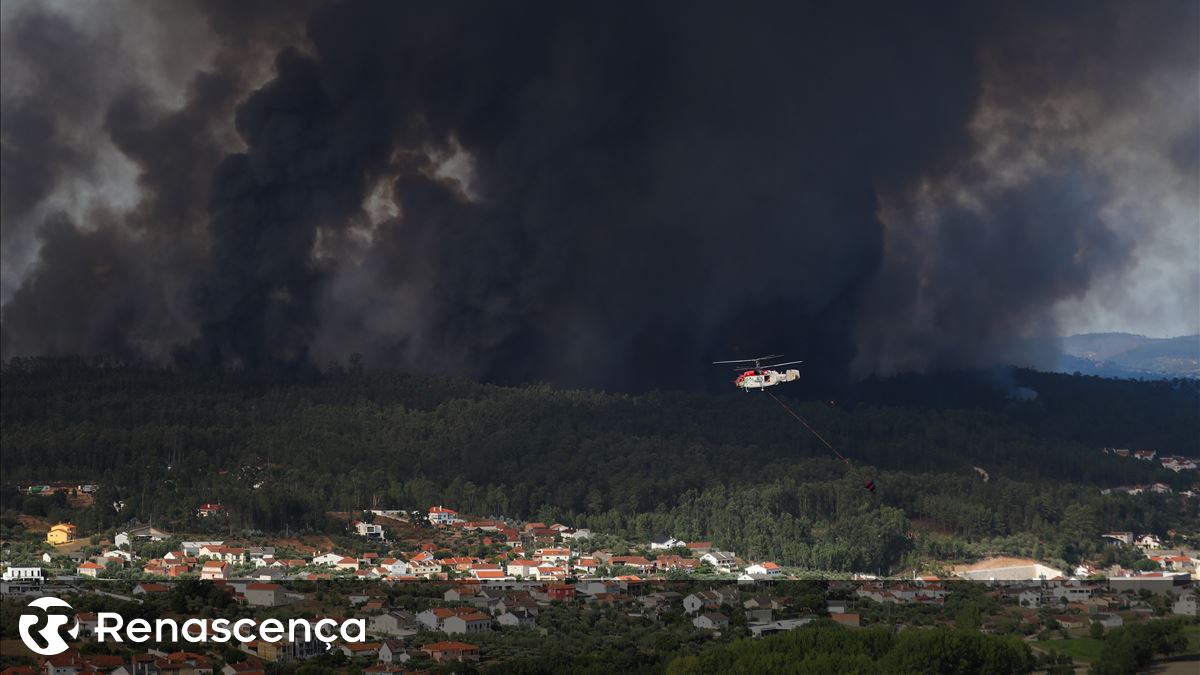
(766, 389, 876, 493)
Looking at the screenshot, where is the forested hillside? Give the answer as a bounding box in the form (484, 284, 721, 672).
(2, 358, 1197, 572)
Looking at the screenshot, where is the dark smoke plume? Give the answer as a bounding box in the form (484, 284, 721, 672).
(2, 0, 1197, 390)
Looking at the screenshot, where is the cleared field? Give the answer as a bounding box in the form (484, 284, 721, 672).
(951, 557, 1045, 573)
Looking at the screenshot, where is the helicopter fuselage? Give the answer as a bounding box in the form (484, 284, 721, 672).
(734, 368, 800, 390)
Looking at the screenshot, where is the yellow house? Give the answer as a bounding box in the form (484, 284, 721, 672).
(47, 523, 77, 545)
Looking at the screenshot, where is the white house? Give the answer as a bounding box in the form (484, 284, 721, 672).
(380, 558, 410, 576)
(506, 560, 540, 578)
(197, 544, 221, 557)
(571, 557, 599, 575)
(1101, 532, 1134, 546)
(244, 583, 287, 607)
(378, 640, 411, 664)
(1018, 590, 1042, 608)
(744, 562, 782, 577)
(371, 611, 419, 636)
(246, 546, 275, 561)
(534, 564, 566, 580)
(497, 609, 537, 628)
(1050, 585, 1093, 603)
(250, 567, 285, 582)
(1135, 534, 1163, 550)
(1162, 457, 1198, 472)
(200, 560, 229, 580)
(181, 540, 223, 555)
(692, 612, 729, 630)
(650, 537, 685, 550)
(749, 618, 815, 637)
(683, 590, 730, 614)
(428, 506, 460, 525)
(103, 549, 134, 563)
(415, 609, 446, 631)
(1, 566, 44, 582)
(408, 559, 442, 577)
(535, 548, 571, 564)
(443, 612, 492, 635)
(76, 612, 100, 638)
(355, 521, 384, 538)
(701, 551, 738, 573)
(312, 552, 346, 566)
(78, 561, 104, 577)
(254, 556, 284, 569)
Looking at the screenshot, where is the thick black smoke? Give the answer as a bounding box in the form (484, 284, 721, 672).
(2, 1, 1196, 390)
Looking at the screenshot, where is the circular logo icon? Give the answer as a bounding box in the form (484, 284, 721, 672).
(18, 597, 79, 656)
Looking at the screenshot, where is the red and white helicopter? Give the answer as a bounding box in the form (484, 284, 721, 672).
(713, 354, 803, 391)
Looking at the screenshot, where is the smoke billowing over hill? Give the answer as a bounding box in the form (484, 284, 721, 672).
(1, 0, 1196, 390)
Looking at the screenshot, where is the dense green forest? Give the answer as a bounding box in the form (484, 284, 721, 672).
(2, 358, 1197, 572)
(664, 623, 1036, 674)
(661, 619, 1195, 675)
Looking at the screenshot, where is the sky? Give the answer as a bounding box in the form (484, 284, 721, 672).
(1, 0, 1197, 390)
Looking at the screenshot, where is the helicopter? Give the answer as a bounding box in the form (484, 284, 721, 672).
(712, 354, 803, 391)
(712, 354, 876, 494)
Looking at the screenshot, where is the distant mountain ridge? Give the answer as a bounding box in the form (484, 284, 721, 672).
(1056, 332, 1200, 379)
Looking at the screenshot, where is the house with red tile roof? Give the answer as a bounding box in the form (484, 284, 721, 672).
(546, 583, 576, 602)
(745, 562, 783, 576)
(608, 556, 654, 573)
(428, 506, 460, 526)
(656, 555, 699, 572)
(506, 559, 540, 578)
(421, 641, 480, 663)
(473, 570, 509, 581)
(535, 548, 571, 563)
(338, 642, 382, 659)
(197, 503, 225, 517)
(78, 561, 104, 577)
(200, 560, 229, 580)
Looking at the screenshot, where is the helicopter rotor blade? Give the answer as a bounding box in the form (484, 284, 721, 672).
(761, 360, 803, 369)
(712, 354, 782, 365)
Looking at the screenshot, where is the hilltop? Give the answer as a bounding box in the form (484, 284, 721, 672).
(1056, 333, 1200, 379)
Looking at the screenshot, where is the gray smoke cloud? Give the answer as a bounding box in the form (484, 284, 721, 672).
(1, 0, 1196, 390)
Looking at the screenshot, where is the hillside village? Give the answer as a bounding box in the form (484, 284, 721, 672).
(11, 499, 1200, 587)
(4, 451, 1199, 674)
(13, 503, 794, 586)
(2, 501, 1198, 673)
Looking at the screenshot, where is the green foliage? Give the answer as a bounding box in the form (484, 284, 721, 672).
(2, 360, 1196, 572)
(1089, 619, 1191, 674)
(664, 623, 1034, 674)
(956, 604, 981, 631)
